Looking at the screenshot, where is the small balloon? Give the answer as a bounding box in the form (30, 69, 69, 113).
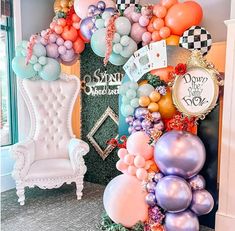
(146, 193, 157, 207)
(188, 175, 206, 190)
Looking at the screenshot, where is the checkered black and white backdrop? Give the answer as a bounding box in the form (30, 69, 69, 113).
(116, 0, 139, 11)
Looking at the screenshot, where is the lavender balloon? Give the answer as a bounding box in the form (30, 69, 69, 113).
(153, 121, 164, 131)
(125, 115, 134, 125)
(146, 182, 157, 193)
(154, 131, 206, 179)
(141, 119, 153, 130)
(155, 175, 192, 213)
(153, 172, 164, 183)
(145, 193, 156, 207)
(80, 17, 95, 40)
(152, 112, 161, 123)
(60, 49, 77, 63)
(134, 107, 149, 121)
(164, 210, 199, 231)
(188, 175, 206, 190)
(190, 190, 214, 216)
(46, 43, 59, 58)
(133, 119, 142, 131)
(97, 1, 106, 11)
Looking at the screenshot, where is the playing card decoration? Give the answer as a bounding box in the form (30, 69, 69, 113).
(179, 26, 212, 55)
(116, 0, 139, 11)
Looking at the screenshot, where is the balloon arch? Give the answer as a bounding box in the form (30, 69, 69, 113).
(12, 0, 217, 230)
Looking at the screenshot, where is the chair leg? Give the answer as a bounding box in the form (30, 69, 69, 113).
(16, 183, 25, 206)
(75, 179, 84, 200)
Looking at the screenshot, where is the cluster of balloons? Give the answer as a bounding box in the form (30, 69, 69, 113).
(54, 0, 74, 15)
(116, 131, 159, 181)
(12, 40, 61, 81)
(152, 130, 214, 231)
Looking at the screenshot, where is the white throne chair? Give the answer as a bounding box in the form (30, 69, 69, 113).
(11, 73, 89, 205)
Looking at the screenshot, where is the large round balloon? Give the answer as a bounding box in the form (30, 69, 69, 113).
(154, 130, 206, 179)
(155, 175, 192, 213)
(115, 16, 131, 36)
(165, 1, 203, 36)
(39, 58, 61, 81)
(80, 17, 96, 40)
(126, 131, 154, 160)
(109, 52, 128, 66)
(90, 28, 107, 57)
(190, 189, 214, 216)
(164, 210, 199, 231)
(103, 174, 148, 228)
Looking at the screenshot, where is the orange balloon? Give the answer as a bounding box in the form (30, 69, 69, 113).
(148, 17, 157, 33)
(57, 18, 66, 27)
(149, 91, 161, 102)
(139, 80, 148, 86)
(159, 26, 171, 38)
(72, 13, 81, 23)
(152, 31, 161, 42)
(165, 1, 203, 36)
(153, 5, 167, 18)
(73, 37, 85, 54)
(148, 102, 159, 112)
(61, 26, 78, 42)
(139, 96, 151, 107)
(160, 0, 178, 9)
(166, 35, 180, 45)
(54, 25, 63, 34)
(153, 18, 164, 30)
(158, 89, 177, 119)
(151, 66, 174, 83)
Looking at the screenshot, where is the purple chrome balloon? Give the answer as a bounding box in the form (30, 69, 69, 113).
(154, 131, 206, 179)
(80, 17, 95, 40)
(190, 189, 214, 216)
(145, 193, 157, 207)
(155, 175, 192, 213)
(153, 172, 164, 183)
(88, 5, 97, 14)
(164, 210, 199, 231)
(133, 119, 142, 131)
(134, 107, 149, 121)
(152, 112, 161, 123)
(153, 121, 164, 131)
(104, 7, 118, 15)
(146, 182, 157, 193)
(125, 115, 134, 125)
(188, 175, 206, 190)
(97, 1, 106, 11)
(141, 119, 153, 130)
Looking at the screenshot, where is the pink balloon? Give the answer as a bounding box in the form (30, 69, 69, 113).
(145, 160, 154, 170)
(103, 174, 148, 227)
(124, 6, 135, 24)
(134, 155, 146, 168)
(128, 165, 137, 175)
(142, 32, 152, 43)
(118, 148, 128, 159)
(130, 23, 147, 43)
(136, 168, 148, 181)
(124, 154, 135, 165)
(126, 131, 154, 160)
(116, 160, 128, 172)
(139, 16, 149, 27)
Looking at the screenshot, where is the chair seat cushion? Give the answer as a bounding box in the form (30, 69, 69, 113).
(26, 159, 74, 180)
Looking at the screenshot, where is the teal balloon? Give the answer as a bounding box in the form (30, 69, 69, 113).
(95, 18, 105, 29)
(39, 58, 61, 81)
(129, 81, 138, 90)
(122, 96, 130, 105)
(91, 28, 107, 57)
(38, 56, 47, 65)
(120, 38, 137, 58)
(122, 105, 134, 117)
(109, 52, 128, 66)
(113, 43, 123, 54)
(33, 43, 46, 57)
(20, 40, 29, 49)
(29, 55, 38, 64)
(33, 63, 42, 72)
(126, 89, 136, 99)
(115, 17, 131, 36)
(119, 84, 129, 96)
(12, 56, 36, 79)
(130, 98, 139, 108)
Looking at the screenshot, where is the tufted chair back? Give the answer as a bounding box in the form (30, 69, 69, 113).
(19, 73, 80, 161)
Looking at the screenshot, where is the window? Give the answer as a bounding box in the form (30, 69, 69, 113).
(1, 0, 18, 146)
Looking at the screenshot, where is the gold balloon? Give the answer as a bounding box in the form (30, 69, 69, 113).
(54, 0, 74, 13)
(139, 96, 151, 107)
(148, 102, 159, 112)
(158, 89, 177, 119)
(149, 91, 161, 103)
(139, 80, 148, 86)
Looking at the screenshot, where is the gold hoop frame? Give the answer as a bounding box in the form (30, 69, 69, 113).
(172, 50, 222, 120)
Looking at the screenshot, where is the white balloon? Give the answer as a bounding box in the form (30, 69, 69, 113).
(115, 17, 131, 36)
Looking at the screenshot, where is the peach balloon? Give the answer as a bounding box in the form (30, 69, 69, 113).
(148, 102, 159, 112)
(134, 155, 146, 168)
(128, 166, 137, 176)
(139, 96, 151, 107)
(145, 160, 155, 170)
(116, 160, 128, 172)
(126, 131, 154, 160)
(57, 18, 66, 27)
(61, 26, 78, 42)
(118, 148, 128, 159)
(103, 174, 148, 228)
(165, 1, 203, 36)
(160, 0, 178, 9)
(152, 31, 161, 42)
(124, 154, 135, 165)
(159, 26, 171, 38)
(151, 66, 174, 83)
(153, 5, 167, 18)
(54, 25, 63, 34)
(153, 18, 164, 30)
(73, 37, 85, 53)
(149, 91, 161, 102)
(147, 23, 155, 33)
(136, 168, 148, 181)
(166, 34, 180, 45)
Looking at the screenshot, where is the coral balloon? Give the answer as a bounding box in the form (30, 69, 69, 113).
(103, 174, 148, 228)
(158, 89, 177, 119)
(153, 18, 164, 30)
(139, 96, 151, 107)
(73, 37, 85, 53)
(160, 0, 178, 9)
(118, 148, 128, 159)
(116, 160, 128, 172)
(54, 25, 64, 34)
(130, 23, 147, 44)
(159, 26, 171, 38)
(153, 5, 167, 18)
(152, 31, 161, 42)
(166, 35, 180, 45)
(134, 155, 146, 168)
(148, 102, 159, 112)
(136, 168, 148, 181)
(61, 26, 78, 42)
(124, 154, 135, 165)
(165, 1, 203, 36)
(57, 18, 67, 27)
(151, 66, 174, 83)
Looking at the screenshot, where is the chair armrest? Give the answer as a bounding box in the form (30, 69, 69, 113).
(11, 140, 35, 180)
(68, 138, 89, 173)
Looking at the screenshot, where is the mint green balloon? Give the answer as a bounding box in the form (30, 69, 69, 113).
(122, 96, 130, 105)
(91, 28, 107, 58)
(15, 46, 25, 57)
(126, 89, 136, 99)
(113, 33, 121, 44)
(115, 17, 131, 36)
(33, 63, 42, 72)
(20, 40, 29, 49)
(113, 43, 123, 54)
(109, 52, 128, 66)
(129, 81, 138, 90)
(119, 84, 129, 96)
(38, 56, 47, 65)
(33, 43, 46, 57)
(29, 55, 38, 64)
(95, 18, 105, 29)
(122, 105, 134, 117)
(120, 38, 137, 58)
(130, 98, 139, 108)
(39, 58, 61, 81)
(12, 56, 36, 79)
